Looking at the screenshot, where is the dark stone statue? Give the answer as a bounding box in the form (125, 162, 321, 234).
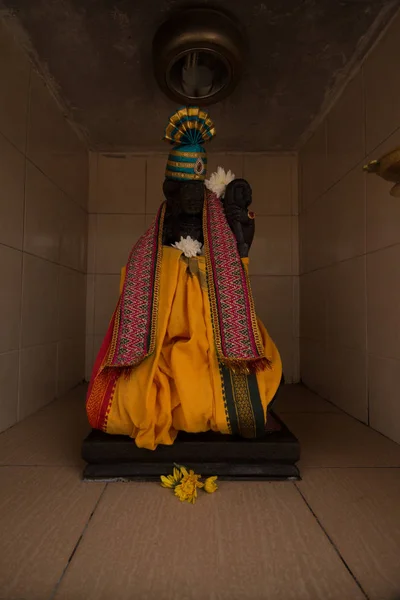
(82, 177, 299, 480)
(83, 105, 300, 481)
(162, 178, 255, 257)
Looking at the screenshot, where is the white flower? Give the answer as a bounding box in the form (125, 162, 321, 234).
(172, 236, 203, 258)
(205, 166, 236, 198)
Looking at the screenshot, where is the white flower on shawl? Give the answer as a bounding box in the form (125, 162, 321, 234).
(205, 167, 236, 198)
(172, 236, 203, 258)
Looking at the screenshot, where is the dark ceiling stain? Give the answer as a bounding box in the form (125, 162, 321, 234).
(2, 0, 399, 150)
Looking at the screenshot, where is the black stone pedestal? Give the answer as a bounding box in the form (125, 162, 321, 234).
(82, 412, 300, 482)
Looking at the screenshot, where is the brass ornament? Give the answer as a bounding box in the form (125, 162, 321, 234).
(363, 148, 400, 197)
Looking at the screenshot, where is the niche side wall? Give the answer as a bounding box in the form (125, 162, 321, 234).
(86, 152, 300, 384)
(0, 20, 88, 432)
(299, 10, 400, 443)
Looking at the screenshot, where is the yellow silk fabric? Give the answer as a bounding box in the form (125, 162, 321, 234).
(105, 246, 282, 450)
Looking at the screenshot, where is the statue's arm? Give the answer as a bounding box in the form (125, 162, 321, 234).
(242, 215, 255, 252)
(223, 179, 255, 258)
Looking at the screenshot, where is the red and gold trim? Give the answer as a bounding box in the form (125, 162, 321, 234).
(203, 190, 270, 373)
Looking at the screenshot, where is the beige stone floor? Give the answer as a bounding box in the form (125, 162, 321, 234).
(0, 385, 400, 600)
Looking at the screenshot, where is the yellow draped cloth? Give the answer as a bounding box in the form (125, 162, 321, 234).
(103, 246, 282, 450)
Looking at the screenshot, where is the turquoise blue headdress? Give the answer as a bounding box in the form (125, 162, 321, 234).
(163, 107, 216, 181)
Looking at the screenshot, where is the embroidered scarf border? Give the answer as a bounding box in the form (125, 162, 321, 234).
(106, 203, 165, 368)
(203, 191, 269, 373)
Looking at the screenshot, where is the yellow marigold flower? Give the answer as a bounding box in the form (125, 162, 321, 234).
(174, 468, 204, 504)
(160, 475, 174, 488)
(160, 467, 183, 489)
(179, 466, 189, 477)
(172, 466, 183, 483)
(204, 476, 218, 494)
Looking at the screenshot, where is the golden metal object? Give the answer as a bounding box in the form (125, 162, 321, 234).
(170, 150, 207, 159)
(164, 169, 204, 181)
(363, 147, 400, 197)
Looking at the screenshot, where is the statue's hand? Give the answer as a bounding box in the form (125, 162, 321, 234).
(223, 202, 247, 227)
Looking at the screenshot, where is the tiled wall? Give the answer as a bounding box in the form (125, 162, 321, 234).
(299, 11, 400, 442)
(0, 20, 88, 432)
(86, 152, 300, 383)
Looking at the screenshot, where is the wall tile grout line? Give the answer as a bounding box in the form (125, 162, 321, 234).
(24, 154, 88, 212)
(0, 348, 19, 359)
(292, 387, 400, 445)
(293, 483, 370, 600)
(298, 334, 366, 353)
(299, 238, 400, 277)
(47, 483, 108, 600)
(16, 63, 32, 422)
(364, 156, 370, 428)
(0, 337, 85, 355)
(300, 121, 400, 217)
(0, 240, 87, 275)
(0, 126, 24, 158)
(299, 251, 369, 276)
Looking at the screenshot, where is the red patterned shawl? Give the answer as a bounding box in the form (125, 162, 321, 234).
(105, 203, 165, 368)
(105, 191, 267, 370)
(203, 191, 269, 373)
(99, 192, 268, 372)
(87, 193, 269, 429)
(87, 192, 269, 429)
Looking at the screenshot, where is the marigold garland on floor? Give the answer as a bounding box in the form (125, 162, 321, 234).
(160, 464, 218, 504)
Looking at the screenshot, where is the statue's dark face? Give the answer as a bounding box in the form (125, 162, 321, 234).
(163, 179, 204, 216)
(225, 179, 252, 209)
